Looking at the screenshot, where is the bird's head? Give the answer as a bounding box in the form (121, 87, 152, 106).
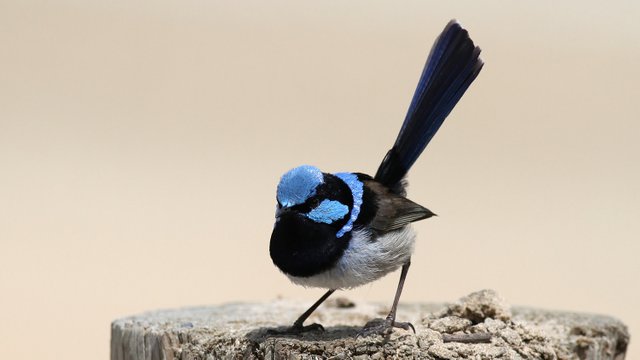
(275, 165, 353, 227)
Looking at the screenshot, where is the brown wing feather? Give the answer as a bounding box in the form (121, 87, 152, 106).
(364, 180, 435, 233)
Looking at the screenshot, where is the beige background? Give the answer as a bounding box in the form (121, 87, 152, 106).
(1, 1, 638, 358)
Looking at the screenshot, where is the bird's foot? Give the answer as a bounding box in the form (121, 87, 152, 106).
(357, 318, 416, 338)
(267, 322, 325, 336)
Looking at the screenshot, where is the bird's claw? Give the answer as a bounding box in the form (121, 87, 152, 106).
(267, 322, 325, 336)
(395, 321, 416, 333)
(356, 318, 416, 338)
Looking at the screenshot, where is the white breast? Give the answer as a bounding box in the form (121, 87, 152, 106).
(286, 226, 416, 290)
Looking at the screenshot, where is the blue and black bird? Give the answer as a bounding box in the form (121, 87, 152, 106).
(269, 20, 483, 335)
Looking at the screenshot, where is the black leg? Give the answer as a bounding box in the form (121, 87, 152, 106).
(386, 260, 411, 323)
(359, 259, 415, 336)
(386, 260, 415, 332)
(292, 289, 335, 328)
(269, 289, 335, 335)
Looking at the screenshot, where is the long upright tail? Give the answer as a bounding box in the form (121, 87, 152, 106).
(374, 20, 483, 191)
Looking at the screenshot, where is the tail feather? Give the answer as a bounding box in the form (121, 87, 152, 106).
(375, 20, 483, 190)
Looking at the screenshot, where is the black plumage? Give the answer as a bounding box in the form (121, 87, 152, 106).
(270, 173, 353, 277)
(270, 213, 351, 277)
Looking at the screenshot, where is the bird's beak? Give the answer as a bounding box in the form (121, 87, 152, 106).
(275, 206, 289, 218)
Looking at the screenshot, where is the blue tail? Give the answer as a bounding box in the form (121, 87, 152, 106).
(375, 20, 483, 190)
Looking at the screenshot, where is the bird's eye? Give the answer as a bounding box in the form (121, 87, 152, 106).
(310, 197, 321, 208)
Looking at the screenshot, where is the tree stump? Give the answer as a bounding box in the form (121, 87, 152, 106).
(111, 290, 629, 359)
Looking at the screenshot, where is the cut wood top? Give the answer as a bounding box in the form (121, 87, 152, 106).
(111, 290, 629, 360)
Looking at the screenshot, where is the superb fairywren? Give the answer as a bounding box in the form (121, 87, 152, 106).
(270, 20, 483, 336)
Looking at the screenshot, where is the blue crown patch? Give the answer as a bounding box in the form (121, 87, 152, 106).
(277, 165, 324, 207)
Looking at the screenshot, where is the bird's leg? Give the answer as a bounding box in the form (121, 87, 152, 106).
(290, 289, 335, 331)
(268, 289, 335, 335)
(385, 260, 414, 331)
(359, 260, 415, 337)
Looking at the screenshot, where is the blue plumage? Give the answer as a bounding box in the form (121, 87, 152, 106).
(334, 172, 364, 238)
(269, 20, 483, 337)
(277, 165, 324, 207)
(276, 168, 364, 237)
(306, 199, 349, 224)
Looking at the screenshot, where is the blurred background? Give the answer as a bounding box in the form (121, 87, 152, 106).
(1, 0, 638, 358)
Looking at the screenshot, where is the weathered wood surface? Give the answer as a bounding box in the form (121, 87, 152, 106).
(111, 290, 629, 359)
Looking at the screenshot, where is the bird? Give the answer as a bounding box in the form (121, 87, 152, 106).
(269, 19, 483, 336)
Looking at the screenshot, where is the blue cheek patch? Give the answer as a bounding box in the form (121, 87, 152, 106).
(277, 165, 324, 207)
(306, 199, 349, 224)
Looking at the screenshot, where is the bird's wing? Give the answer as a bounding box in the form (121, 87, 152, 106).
(364, 180, 435, 233)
